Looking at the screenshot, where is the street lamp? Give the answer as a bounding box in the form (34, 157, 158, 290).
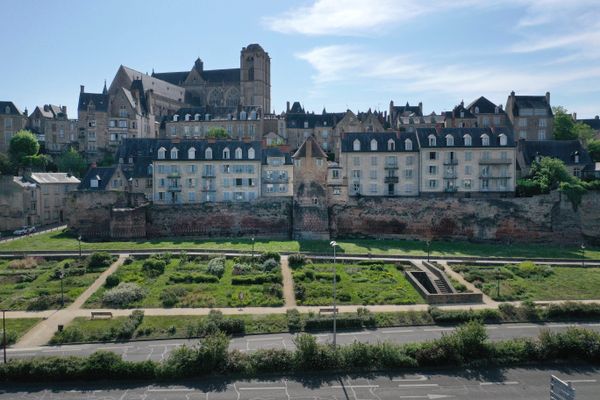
(2, 310, 6, 364)
(59, 270, 65, 308)
(78, 235, 82, 259)
(496, 267, 501, 299)
(330, 240, 339, 347)
(581, 244, 586, 268)
(251, 236, 255, 266)
(426, 240, 431, 262)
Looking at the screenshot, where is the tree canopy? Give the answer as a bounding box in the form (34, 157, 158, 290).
(206, 127, 229, 139)
(588, 139, 600, 162)
(9, 130, 40, 167)
(552, 106, 595, 143)
(56, 147, 87, 177)
(530, 156, 575, 192)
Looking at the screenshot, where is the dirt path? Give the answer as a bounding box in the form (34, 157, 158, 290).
(280, 255, 297, 307)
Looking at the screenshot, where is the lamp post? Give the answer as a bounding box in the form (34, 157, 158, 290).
(581, 244, 586, 268)
(330, 240, 339, 347)
(2, 310, 6, 364)
(78, 235, 82, 259)
(496, 267, 501, 299)
(426, 240, 431, 262)
(251, 236, 255, 266)
(59, 270, 65, 308)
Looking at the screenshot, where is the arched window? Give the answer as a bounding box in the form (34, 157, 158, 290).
(353, 139, 361, 151)
(223, 147, 230, 159)
(463, 134, 472, 146)
(248, 147, 255, 159)
(240, 111, 247, 120)
(388, 139, 395, 151)
(147, 164, 153, 175)
(428, 134, 436, 146)
(370, 139, 378, 151)
(445, 134, 454, 146)
(194, 113, 201, 121)
(499, 133, 507, 146)
(171, 147, 179, 159)
(205, 147, 213, 159)
(404, 138, 413, 151)
(481, 134, 490, 146)
(474, 106, 480, 114)
(185, 114, 191, 121)
(235, 147, 243, 159)
(157, 147, 166, 159)
(173, 114, 179, 122)
(4, 106, 10, 114)
(188, 147, 196, 159)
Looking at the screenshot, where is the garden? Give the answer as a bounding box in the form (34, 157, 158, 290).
(450, 262, 600, 301)
(0, 253, 114, 310)
(290, 257, 423, 306)
(85, 252, 284, 308)
(2, 318, 42, 345)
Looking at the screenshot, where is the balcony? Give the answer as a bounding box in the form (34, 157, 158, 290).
(443, 159, 458, 165)
(444, 187, 458, 193)
(384, 162, 399, 169)
(443, 173, 457, 179)
(167, 185, 181, 192)
(384, 176, 399, 184)
(202, 172, 216, 178)
(201, 187, 216, 192)
(478, 158, 512, 165)
(480, 175, 512, 179)
(263, 176, 289, 184)
(167, 172, 181, 178)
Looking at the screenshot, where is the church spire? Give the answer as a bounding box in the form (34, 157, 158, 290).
(102, 79, 108, 95)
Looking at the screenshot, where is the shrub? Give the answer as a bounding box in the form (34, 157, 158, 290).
(27, 294, 64, 311)
(287, 309, 303, 332)
(261, 258, 279, 272)
(104, 274, 120, 288)
(87, 252, 113, 270)
(231, 274, 281, 285)
(169, 272, 219, 284)
(160, 286, 188, 307)
(161, 332, 230, 378)
(232, 263, 252, 275)
(123, 256, 134, 265)
(102, 283, 144, 308)
(8, 257, 39, 270)
(116, 310, 145, 339)
(288, 253, 306, 268)
(207, 257, 225, 278)
(516, 178, 545, 197)
(259, 252, 281, 263)
(142, 258, 166, 277)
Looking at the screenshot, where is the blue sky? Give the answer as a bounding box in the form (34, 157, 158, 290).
(2, 0, 599, 118)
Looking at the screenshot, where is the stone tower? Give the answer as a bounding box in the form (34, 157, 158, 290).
(240, 44, 271, 113)
(292, 136, 330, 240)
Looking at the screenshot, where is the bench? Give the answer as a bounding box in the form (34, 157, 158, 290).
(318, 307, 338, 315)
(91, 311, 113, 319)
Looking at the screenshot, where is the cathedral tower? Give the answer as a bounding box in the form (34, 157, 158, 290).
(240, 44, 271, 113)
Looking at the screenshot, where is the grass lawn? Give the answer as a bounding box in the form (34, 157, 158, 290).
(2, 229, 599, 260)
(85, 255, 283, 308)
(292, 262, 424, 306)
(451, 263, 600, 301)
(4, 318, 42, 345)
(0, 257, 109, 311)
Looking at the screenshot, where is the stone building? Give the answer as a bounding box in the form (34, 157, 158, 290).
(340, 131, 420, 197)
(0, 101, 28, 154)
(466, 96, 509, 129)
(516, 139, 595, 179)
(77, 86, 109, 155)
(416, 127, 516, 195)
(388, 101, 444, 133)
(261, 146, 293, 197)
(28, 105, 77, 153)
(505, 91, 553, 140)
(444, 102, 478, 128)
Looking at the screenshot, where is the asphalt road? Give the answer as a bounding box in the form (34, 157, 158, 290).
(7, 321, 600, 362)
(0, 366, 598, 399)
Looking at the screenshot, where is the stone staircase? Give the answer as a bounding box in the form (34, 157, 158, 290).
(433, 278, 452, 294)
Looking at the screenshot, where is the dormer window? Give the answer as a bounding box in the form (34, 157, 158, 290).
(404, 138, 412, 151)
(463, 134, 472, 146)
(240, 111, 247, 120)
(460, 111, 465, 118)
(4, 106, 10, 114)
(445, 134, 454, 146)
(235, 147, 243, 159)
(188, 147, 196, 159)
(147, 164, 153, 175)
(205, 113, 211, 120)
(194, 113, 201, 121)
(353, 139, 361, 151)
(474, 106, 479, 114)
(499, 133, 507, 146)
(250, 110, 257, 120)
(185, 114, 191, 121)
(481, 134, 490, 146)
(128, 157, 133, 164)
(157, 147, 166, 159)
(428, 134, 436, 146)
(388, 139, 395, 151)
(205, 147, 213, 159)
(574, 151, 580, 164)
(223, 147, 230, 159)
(173, 115, 179, 122)
(248, 148, 255, 160)
(304, 121, 309, 129)
(370, 139, 378, 151)
(171, 147, 179, 159)
(494, 106, 499, 114)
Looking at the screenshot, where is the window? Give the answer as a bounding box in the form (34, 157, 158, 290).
(248, 148, 255, 159)
(158, 147, 166, 159)
(574, 168, 581, 178)
(445, 134, 454, 146)
(370, 139, 377, 151)
(465, 165, 472, 175)
(429, 165, 437, 175)
(369, 183, 378, 194)
(404, 138, 413, 151)
(352, 183, 360, 194)
(481, 165, 490, 177)
(118, 120, 127, 128)
(481, 134, 490, 146)
(223, 147, 230, 159)
(519, 130, 527, 139)
(187, 177, 195, 187)
(188, 147, 196, 159)
(266, 184, 274, 193)
(333, 187, 341, 195)
(147, 164, 153, 175)
(369, 170, 377, 180)
(235, 147, 242, 159)
(518, 119, 527, 127)
(188, 192, 196, 202)
(371, 156, 378, 166)
(463, 134, 472, 146)
(353, 157, 360, 166)
(499, 134, 507, 146)
(388, 139, 396, 151)
(316, 158, 323, 166)
(539, 119, 547, 127)
(186, 165, 196, 174)
(406, 155, 414, 166)
(353, 139, 361, 151)
(429, 151, 437, 160)
(428, 179, 438, 188)
(481, 179, 489, 190)
(405, 169, 413, 179)
(204, 147, 212, 159)
(538, 129, 546, 140)
(170, 147, 179, 159)
(482, 151, 490, 160)
(428, 135, 436, 146)
(90, 179, 98, 188)
(463, 179, 472, 189)
(352, 170, 361, 179)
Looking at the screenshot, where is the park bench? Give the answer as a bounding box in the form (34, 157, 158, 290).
(91, 311, 113, 319)
(318, 307, 338, 315)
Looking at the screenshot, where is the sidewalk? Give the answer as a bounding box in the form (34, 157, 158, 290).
(280, 255, 297, 307)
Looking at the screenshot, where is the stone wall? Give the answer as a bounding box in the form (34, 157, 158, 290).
(330, 191, 600, 245)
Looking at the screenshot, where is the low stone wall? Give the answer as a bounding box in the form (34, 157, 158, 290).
(405, 271, 483, 304)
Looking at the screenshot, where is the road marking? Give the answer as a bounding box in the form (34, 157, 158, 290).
(423, 328, 453, 332)
(480, 381, 519, 385)
(398, 384, 439, 388)
(147, 388, 195, 392)
(393, 375, 428, 382)
(247, 336, 283, 341)
(41, 347, 84, 352)
(505, 325, 537, 329)
(238, 386, 286, 390)
(97, 346, 132, 350)
(338, 332, 370, 336)
(398, 395, 453, 399)
(382, 329, 415, 334)
(565, 379, 597, 383)
(331, 385, 379, 389)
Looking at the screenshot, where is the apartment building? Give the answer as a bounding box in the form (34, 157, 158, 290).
(0, 101, 28, 154)
(340, 132, 420, 197)
(261, 147, 293, 197)
(466, 96, 509, 129)
(416, 127, 516, 195)
(506, 91, 553, 140)
(28, 105, 77, 153)
(516, 140, 595, 179)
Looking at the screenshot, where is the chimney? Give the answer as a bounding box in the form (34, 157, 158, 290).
(572, 112, 577, 121)
(62, 106, 67, 115)
(545, 91, 550, 104)
(510, 91, 515, 99)
(418, 102, 423, 113)
(286, 101, 290, 113)
(80, 85, 85, 94)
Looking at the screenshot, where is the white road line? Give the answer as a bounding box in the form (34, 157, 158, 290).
(565, 379, 597, 383)
(393, 375, 428, 382)
(423, 328, 453, 332)
(338, 332, 370, 336)
(505, 325, 537, 329)
(41, 348, 84, 352)
(398, 384, 439, 388)
(331, 385, 379, 389)
(247, 336, 283, 341)
(97, 346, 132, 350)
(238, 387, 286, 390)
(147, 388, 195, 392)
(382, 329, 415, 334)
(480, 381, 519, 386)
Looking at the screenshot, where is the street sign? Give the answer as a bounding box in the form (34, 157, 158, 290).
(551, 375, 575, 400)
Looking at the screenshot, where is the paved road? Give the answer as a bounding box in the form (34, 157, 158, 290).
(1, 366, 598, 399)
(7, 322, 600, 362)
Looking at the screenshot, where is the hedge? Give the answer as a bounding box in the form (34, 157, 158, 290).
(169, 272, 219, 284)
(231, 273, 281, 285)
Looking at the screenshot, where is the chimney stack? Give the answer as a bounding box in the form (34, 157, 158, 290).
(545, 92, 550, 104)
(286, 101, 290, 113)
(572, 112, 577, 121)
(80, 85, 85, 94)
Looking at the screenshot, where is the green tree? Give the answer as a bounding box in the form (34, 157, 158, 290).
(530, 156, 576, 192)
(0, 153, 13, 175)
(57, 147, 86, 177)
(9, 130, 40, 168)
(552, 106, 577, 140)
(573, 122, 595, 144)
(588, 139, 600, 162)
(206, 127, 229, 139)
(98, 151, 115, 167)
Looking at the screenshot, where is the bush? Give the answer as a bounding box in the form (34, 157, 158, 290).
(516, 178, 545, 197)
(287, 309, 303, 332)
(102, 283, 144, 308)
(116, 310, 145, 339)
(123, 256, 134, 265)
(231, 274, 281, 285)
(142, 258, 166, 277)
(160, 286, 188, 307)
(288, 253, 306, 268)
(207, 257, 225, 278)
(259, 252, 281, 263)
(304, 316, 364, 331)
(161, 332, 230, 378)
(261, 258, 279, 272)
(232, 263, 252, 275)
(169, 272, 219, 284)
(27, 294, 65, 311)
(87, 252, 113, 270)
(104, 274, 120, 288)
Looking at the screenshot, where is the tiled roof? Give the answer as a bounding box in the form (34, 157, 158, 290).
(293, 136, 328, 159)
(341, 131, 419, 152)
(467, 96, 505, 115)
(0, 101, 23, 116)
(78, 92, 109, 112)
(29, 172, 80, 184)
(519, 140, 593, 167)
(416, 127, 515, 148)
(79, 167, 116, 190)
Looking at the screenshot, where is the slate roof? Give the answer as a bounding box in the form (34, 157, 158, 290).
(244, 43, 265, 52)
(29, 172, 80, 184)
(170, 105, 261, 121)
(262, 147, 293, 165)
(119, 66, 184, 102)
(289, 101, 304, 113)
(151, 71, 189, 85)
(467, 96, 505, 115)
(579, 116, 600, 130)
(78, 167, 116, 190)
(293, 136, 328, 159)
(78, 92, 109, 112)
(341, 131, 419, 153)
(391, 102, 423, 117)
(519, 140, 593, 167)
(416, 127, 515, 148)
(508, 94, 553, 117)
(445, 102, 476, 120)
(286, 111, 345, 129)
(153, 68, 240, 85)
(0, 101, 23, 115)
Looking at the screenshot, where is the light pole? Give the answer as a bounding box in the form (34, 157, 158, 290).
(330, 240, 339, 347)
(251, 236, 255, 266)
(426, 240, 431, 262)
(581, 243, 586, 268)
(496, 267, 501, 299)
(78, 235, 82, 259)
(59, 270, 65, 308)
(2, 310, 6, 364)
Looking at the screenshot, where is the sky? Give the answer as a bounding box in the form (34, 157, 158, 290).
(1, 0, 600, 119)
